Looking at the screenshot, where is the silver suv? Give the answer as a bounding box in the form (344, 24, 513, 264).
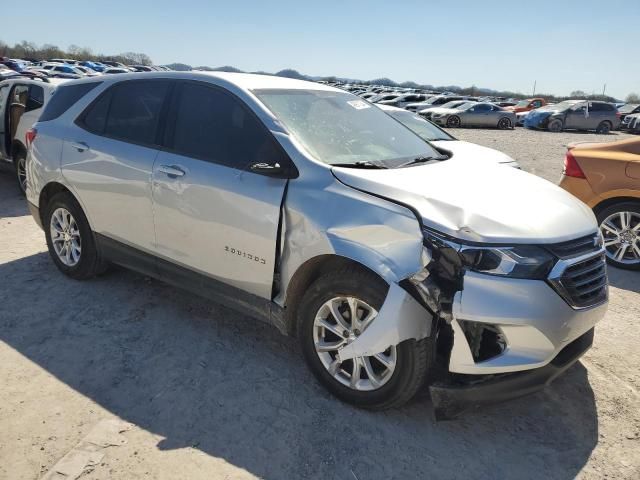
(26, 72, 608, 417)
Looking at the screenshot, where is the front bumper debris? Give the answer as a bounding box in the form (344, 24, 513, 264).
(430, 327, 594, 420)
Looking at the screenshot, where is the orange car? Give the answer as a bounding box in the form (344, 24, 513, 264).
(559, 137, 640, 270)
(505, 98, 546, 113)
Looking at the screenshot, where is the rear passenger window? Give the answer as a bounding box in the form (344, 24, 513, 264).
(104, 81, 169, 145)
(26, 85, 44, 112)
(41, 82, 100, 122)
(82, 90, 112, 134)
(167, 82, 282, 170)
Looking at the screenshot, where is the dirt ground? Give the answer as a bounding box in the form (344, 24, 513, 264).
(1, 128, 639, 480)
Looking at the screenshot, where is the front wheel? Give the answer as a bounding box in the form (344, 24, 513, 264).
(597, 202, 640, 270)
(297, 268, 433, 409)
(446, 115, 461, 128)
(548, 119, 563, 132)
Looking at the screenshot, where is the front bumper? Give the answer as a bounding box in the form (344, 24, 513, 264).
(430, 327, 594, 419)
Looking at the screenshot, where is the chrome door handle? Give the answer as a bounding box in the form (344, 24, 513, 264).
(158, 165, 186, 178)
(70, 141, 89, 152)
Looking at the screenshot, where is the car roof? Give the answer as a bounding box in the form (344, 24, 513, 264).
(0, 77, 69, 88)
(72, 71, 340, 93)
(377, 104, 405, 112)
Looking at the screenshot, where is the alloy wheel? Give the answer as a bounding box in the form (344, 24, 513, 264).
(600, 211, 640, 265)
(50, 207, 82, 267)
(498, 118, 511, 129)
(16, 157, 27, 193)
(313, 296, 396, 391)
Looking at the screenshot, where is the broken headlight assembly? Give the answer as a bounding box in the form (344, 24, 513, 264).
(423, 229, 555, 280)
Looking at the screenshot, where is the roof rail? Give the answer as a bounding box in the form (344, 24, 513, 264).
(0, 73, 50, 83)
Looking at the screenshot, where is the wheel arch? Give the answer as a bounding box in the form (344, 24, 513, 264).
(10, 140, 26, 161)
(593, 196, 640, 216)
(38, 182, 81, 226)
(282, 254, 386, 336)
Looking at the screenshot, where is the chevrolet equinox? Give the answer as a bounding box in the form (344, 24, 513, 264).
(26, 72, 609, 418)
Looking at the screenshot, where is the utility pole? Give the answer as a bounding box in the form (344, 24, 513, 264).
(602, 83, 606, 97)
(532, 80, 536, 96)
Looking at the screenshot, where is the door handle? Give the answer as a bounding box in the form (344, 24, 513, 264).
(70, 141, 89, 152)
(158, 164, 186, 178)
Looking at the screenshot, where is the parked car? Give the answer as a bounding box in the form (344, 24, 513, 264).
(627, 113, 640, 134)
(504, 98, 546, 113)
(378, 105, 519, 167)
(41, 63, 84, 78)
(80, 61, 106, 72)
(524, 100, 620, 133)
(431, 102, 516, 129)
(418, 100, 475, 120)
(405, 95, 476, 112)
(100, 60, 129, 69)
(376, 93, 430, 109)
(370, 93, 402, 103)
(558, 137, 640, 269)
(128, 65, 154, 72)
(74, 66, 101, 77)
(618, 104, 640, 127)
(102, 67, 130, 74)
(26, 72, 606, 417)
(0, 77, 67, 191)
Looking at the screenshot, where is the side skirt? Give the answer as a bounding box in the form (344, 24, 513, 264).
(95, 234, 287, 334)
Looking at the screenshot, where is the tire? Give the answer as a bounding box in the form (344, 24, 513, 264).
(14, 151, 27, 195)
(596, 121, 612, 134)
(446, 115, 461, 128)
(548, 119, 563, 132)
(44, 192, 108, 279)
(596, 201, 640, 270)
(497, 117, 512, 130)
(297, 267, 433, 409)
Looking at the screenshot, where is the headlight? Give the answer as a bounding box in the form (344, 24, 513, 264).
(459, 245, 555, 279)
(423, 229, 555, 280)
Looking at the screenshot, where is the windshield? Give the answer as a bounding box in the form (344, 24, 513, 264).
(619, 104, 639, 113)
(387, 110, 454, 141)
(516, 100, 529, 107)
(255, 89, 441, 167)
(440, 100, 465, 109)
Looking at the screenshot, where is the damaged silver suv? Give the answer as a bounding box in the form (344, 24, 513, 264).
(26, 73, 608, 417)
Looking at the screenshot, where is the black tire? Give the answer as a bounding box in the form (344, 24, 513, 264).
(596, 201, 640, 271)
(14, 151, 27, 195)
(497, 117, 512, 130)
(297, 267, 433, 409)
(44, 192, 108, 279)
(548, 119, 563, 132)
(446, 115, 461, 128)
(596, 121, 612, 134)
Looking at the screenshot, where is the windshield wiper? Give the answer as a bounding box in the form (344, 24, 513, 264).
(331, 160, 387, 169)
(397, 155, 447, 168)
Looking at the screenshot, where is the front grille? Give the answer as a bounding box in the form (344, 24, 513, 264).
(550, 253, 607, 309)
(546, 234, 600, 259)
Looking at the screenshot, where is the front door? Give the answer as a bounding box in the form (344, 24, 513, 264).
(564, 102, 590, 130)
(151, 81, 290, 299)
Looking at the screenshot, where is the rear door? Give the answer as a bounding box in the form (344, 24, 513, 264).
(62, 79, 171, 251)
(0, 83, 9, 159)
(151, 81, 290, 299)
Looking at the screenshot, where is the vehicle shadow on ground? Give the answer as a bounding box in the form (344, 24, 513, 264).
(0, 251, 599, 480)
(607, 267, 640, 294)
(0, 171, 28, 218)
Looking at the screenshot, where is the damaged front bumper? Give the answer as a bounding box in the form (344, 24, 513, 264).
(430, 327, 594, 420)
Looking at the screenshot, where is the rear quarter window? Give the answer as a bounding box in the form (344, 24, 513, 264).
(39, 82, 101, 122)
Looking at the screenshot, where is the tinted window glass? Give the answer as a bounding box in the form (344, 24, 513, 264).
(41, 82, 101, 122)
(82, 90, 112, 134)
(26, 85, 44, 112)
(475, 104, 492, 112)
(169, 82, 281, 169)
(104, 81, 169, 145)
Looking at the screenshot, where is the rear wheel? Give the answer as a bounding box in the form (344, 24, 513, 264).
(597, 202, 640, 270)
(497, 117, 512, 130)
(596, 121, 612, 134)
(297, 268, 433, 409)
(14, 152, 26, 194)
(44, 192, 108, 279)
(548, 119, 563, 132)
(446, 115, 461, 128)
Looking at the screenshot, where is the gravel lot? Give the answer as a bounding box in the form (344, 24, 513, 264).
(1, 128, 639, 480)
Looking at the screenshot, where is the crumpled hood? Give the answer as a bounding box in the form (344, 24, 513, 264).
(431, 140, 517, 166)
(332, 161, 597, 244)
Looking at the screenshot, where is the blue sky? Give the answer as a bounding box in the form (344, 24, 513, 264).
(2, 0, 638, 98)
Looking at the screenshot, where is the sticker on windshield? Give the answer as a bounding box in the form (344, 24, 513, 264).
(347, 100, 370, 110)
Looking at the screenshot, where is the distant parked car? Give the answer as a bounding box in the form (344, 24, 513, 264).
(377, 93, 430, 108)
(524, 100, 620, 133)
(103, 67, 130, 74)
(627, 114, 640, 134)
(80, 61, 106, 72)
(618, 104, 640, 127)
(370, 93, 402, 103)
(558, 137, 640, 269)
(0, 77, 68, 191)
(128, 65, 154, 72)
(100, 60, 129, 69)
(405, 95, 476, 112)
(504, 98, 546, 113)
(431, 102, 516, 129)
(41, 63, 84, 78)
(74, 66, 101, 77)
(418, 100, 475, 120)
(378, 105, 519, 167)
